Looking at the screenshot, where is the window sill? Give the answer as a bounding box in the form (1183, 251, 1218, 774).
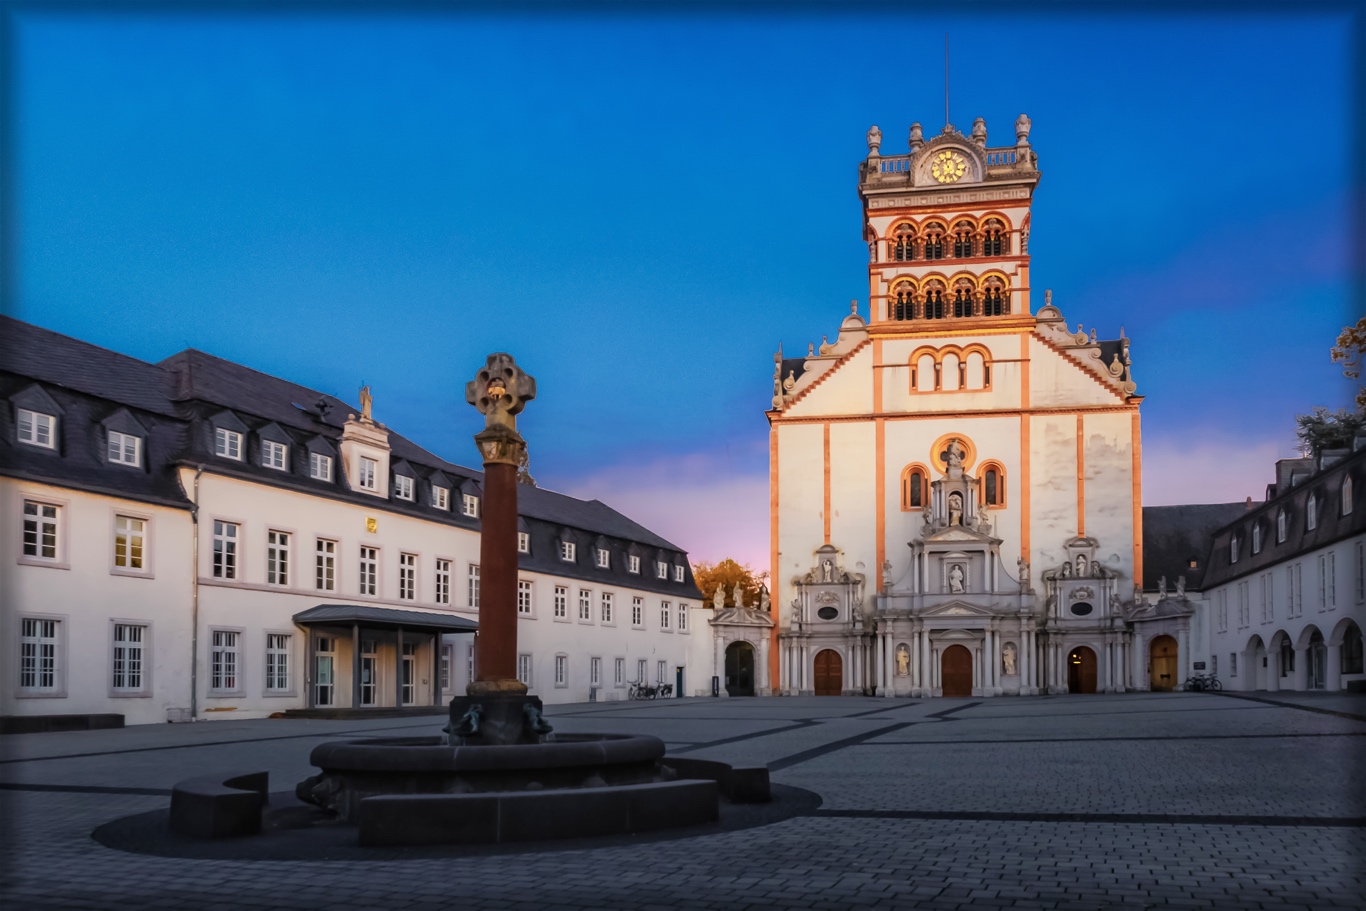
(109, 691, 152, 699)
(15, 690, 68, 699)
(206, 692, 244, 699)
(17, 557, 70, 571)
(553, 616, 571, 623)
(263, 691, 298, 699)
(110, 567, 154, 580)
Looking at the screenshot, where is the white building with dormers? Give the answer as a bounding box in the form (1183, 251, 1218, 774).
(756, 114, 1158, 699)
(1, 317, 700, 730)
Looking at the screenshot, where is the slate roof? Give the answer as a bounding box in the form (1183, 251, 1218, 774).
(293, 604, 479, 631)
(1141, 502, 1253, 592)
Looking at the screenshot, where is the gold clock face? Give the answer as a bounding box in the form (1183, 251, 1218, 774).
(931, 150, 967, 184)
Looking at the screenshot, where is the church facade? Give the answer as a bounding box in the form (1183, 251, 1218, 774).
(761, 115, 1160, 698)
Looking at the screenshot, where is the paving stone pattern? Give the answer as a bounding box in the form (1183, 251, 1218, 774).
(3, 692, 1364, 910)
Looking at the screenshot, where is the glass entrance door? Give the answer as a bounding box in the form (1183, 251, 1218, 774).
(401, 642, 417, 705)
(315, 637, 335, 706)
(360, 639, 378, 706)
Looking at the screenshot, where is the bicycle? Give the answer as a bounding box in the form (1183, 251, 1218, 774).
(628, 681, 658, 700)
(1181, 673, 1222, 692)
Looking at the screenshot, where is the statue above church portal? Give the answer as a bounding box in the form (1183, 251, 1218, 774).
(1176, 575, 1186, 598)
(948, 564, 965, 593)
(712, 585, 725, 611)
(945, 440, 965, 471)
(948, 492, 964, 527)
(821, 559, 833, 583)
(731, 581, 745, 609)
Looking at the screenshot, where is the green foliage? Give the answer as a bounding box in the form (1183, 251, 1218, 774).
(1295, 407, 1365, 457)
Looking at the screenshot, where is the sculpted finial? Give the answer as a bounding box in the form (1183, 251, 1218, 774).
(909, 122, 924, 150)
(1045, 289, 1052, 306)
(971, 117, 986, 146)
(1015, 113, 1032, 145)
(866, 124, 882, 156)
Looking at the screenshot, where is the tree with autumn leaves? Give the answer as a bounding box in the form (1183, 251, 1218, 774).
(1296, 317, 1366, 457)
(691, 559, 767, 610)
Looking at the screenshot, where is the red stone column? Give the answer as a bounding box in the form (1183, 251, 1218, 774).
(476, 458, 518, 685)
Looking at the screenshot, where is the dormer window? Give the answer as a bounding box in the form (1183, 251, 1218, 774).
(595, 548, 610, 569)
(1276, 509, 1287, 543)
(358, 457, 378, 490)
(431, 486, 449, 510)
(1252, 523, 1262, 554)
(1230, 536, 1240, 564)
(674, 565, 685, 583)
(17, 408, 56, 449)
(560, 541, 576, 562)
(1344, 475, 1355, 516)
(262, 439, 288, 471)
(1307, 496, 1319, 531)
(394, 474, 414, 501)
(214, 427, 243, 460)
(462, 494, 479, 518)
(108, 430, 142, 467)
(628, 555, 640, 574)
(309, 452, 333, 482)
(518, 532, 530, 554)
(656, 561, 668, 579)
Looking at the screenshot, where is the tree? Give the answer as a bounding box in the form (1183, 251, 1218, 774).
(1296, 407, 1365, 457)
(1332, 315, 1366, 412)
(692, 559, 767, 609)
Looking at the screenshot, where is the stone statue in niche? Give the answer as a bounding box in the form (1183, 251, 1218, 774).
(896, 644, 910, 676)
(948, 492, 963, 526)
(712, 585, 724, 611)
(822, 559, 833, 583)
(948, 563, 965, 594)
(945, 440, 965, 471)
(1059, 561, 1071, 579)
(1075, 554, 1088, 577)
(1002, 642, 1017, 676)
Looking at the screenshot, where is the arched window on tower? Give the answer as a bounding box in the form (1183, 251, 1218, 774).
(892, 283, 916, 321)
(892, 224, 916, 262)
(901, 464, 929, 510)
(922, 222, 946, 261)
(981, 218, 1008, 256)
(952, 278, 975, 318)
(982, 276, 1009, 316)
(922, 280, 946, 319)
(979, 461, 1006, 508)
(952, 221, 976, 258)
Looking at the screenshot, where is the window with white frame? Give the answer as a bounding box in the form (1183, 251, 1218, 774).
(1238, 581, 1249, 627)
(262, 439, 288, 471)
(359, 546, 378, 596)
(462, 494, 479, 517)
(214, 427, 242, 460)
(441, 644, 453, 691)
(517, 653, 532, 687)
(660, 600, 671, 629)
(19, 618, 60, 691)
(600, 591, 613, 623)
(114, 515, 146, 571)
(1252, 523, 1262, 555)
(309, 452, 333, 481)
(637, 658, 647, 684)
(596, 548, 610, 568)
(394, 474, 414, 501)
(1307, 495, 1319, 531)
(1277, 509, 1287, 543)
(1344, 475, 1354, 515)
(1288, 563, 1303, 617)
(399, 552, 417, 600)
(316, 538, 336, 591)
(632, 596, 644, 628)
(518, 580, 533, 615)
(1261, 573, 1273, 623)
(555, 654, 568, 687)
(111, 623, 145, 692)
(435, 559, 451, 605)
(22, 500, 60, 561)
(614, 657, 624, 687)
(518, 532, 530, 554)
(1320, 552, 1336, 609)
(266, 530, 289, 585)
(678, 602, 688, 631)
(554, 585, 567, 619)
(212, 520, 238, 579)
(628, 555, 640, 574)
(674, 565, 685, 583)
(108, 430, 141, 467)
(358, 457, 378, 491)
(432, 486, 449, 510)
(656, 561, 668, 579)
(17, 408, 56, 449)
(266, 633, 291, 692)
(210, 629, 239, 692)
(1230, 536, 1240, 564)
(1216, 590, 1227, 632)
(561, 541, 576, 562)
(657, 660, 667, 684)
(579, 589, 591, 621)
(468, 564, 481, 608)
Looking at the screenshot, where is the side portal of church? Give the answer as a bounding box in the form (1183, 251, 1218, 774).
(766, 115, 1157, 697)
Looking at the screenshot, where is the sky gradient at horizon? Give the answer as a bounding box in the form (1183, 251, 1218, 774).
(9, 9, 1360, 569)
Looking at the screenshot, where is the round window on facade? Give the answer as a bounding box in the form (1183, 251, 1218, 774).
(817, 606, 839, 621)
(1070, 601, 1093, 616)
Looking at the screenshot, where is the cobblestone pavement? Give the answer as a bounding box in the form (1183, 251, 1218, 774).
(3, 692, 1364, 910)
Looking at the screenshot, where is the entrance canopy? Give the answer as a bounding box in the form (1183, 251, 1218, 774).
(293, 604, 478, 634)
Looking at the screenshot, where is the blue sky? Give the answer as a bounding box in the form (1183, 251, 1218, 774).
(9, 8, 1359, 566)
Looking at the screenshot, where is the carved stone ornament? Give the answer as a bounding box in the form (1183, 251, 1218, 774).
(1072, 586, 1094, 601)
(866, 124, 882, 155)
(815, 591, 840, 606)
(466, 353, 536, 433)
(1015, 113, 1032, 145)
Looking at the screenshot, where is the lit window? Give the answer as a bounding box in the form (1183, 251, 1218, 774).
(210, 629, 239, 691)
(432, 486, 449, 510)
(660, 600, 671, 629)
(518, 532, 530, 554)
(112, 515, 146, 572)
(518, 580, 533, 615)
(214, 427, 242, 460)
(266, 530, 289, 585)
(22, 500, 60, 562)
(600, 591, 613, 623)
(632, 596, 644, 627)
(309, 452, 333, 481)
(555, 655, 568, 687)
(561, 541, 576, 562)
(674, 565, 684, 583)
(596, 548, 610, 569)
(579, 589, 591, 621)
(518, 654, 533, 686)
(468, 564, 480, 608)
(265, 633, 291, 692)
(591, 656, 602, 687)
(554, 585, 567, 619)
(262, 440, 288, 471)
(656, 561, 668, 579)
(315, 539, 336, 591)
(108, 431, 141, 467)
(19, 618, 60, 691)
(17, 408, 56, 449)
(435, 559, 451, 604)
(394, 475, 414, 501)
(359, 546, 378, 596)
(462, 494, 479, 517)
(111, 623, 146, 692)
(212, 520, 238, 579)
(358, 457, 378, 490)
(399, 552, 416, 600)
(628, 555, 640, 574)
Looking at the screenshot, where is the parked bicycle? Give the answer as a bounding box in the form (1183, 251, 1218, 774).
(628, 681, 658, 700)
(1181, 673, 1222, 692)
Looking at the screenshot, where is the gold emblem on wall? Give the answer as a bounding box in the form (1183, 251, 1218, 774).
(931, 150, 967, 184)
(366, 516, 377, 534)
